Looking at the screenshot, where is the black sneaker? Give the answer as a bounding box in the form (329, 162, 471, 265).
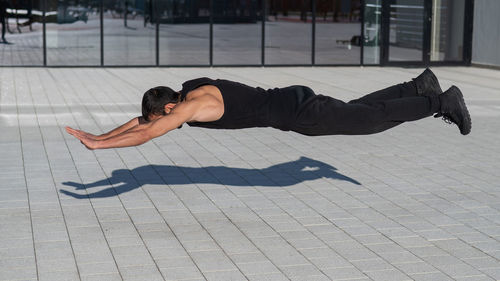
(413, 68, 443, 97)
(437, 86, 472, 135)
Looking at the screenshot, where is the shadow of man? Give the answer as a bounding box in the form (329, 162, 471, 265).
(60, 156, 361, 199)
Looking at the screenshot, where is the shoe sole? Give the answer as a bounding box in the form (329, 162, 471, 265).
(449, 85, 472, 135)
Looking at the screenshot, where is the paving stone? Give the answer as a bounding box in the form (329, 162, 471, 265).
(290, 274, 332, 281)
(80, 273, 123, 281)
(463, 256, 500, 269)
(351, 258, 395, 272)
(408, 246, 449, 258)
(37, 257, 78, 273)
(229, 252, 269, 264)
(189, 250, 238, 272)
(148, 246, 190, 259)
(323, 266, 369, 280)
(203, 270, 247, 281)
(214, 236, 260, 255)
(118, 264, 164, 281)
(480, 267, 500, 280)
(364, 269, 412, 281)
(247, 272, 290, 281)
(454, 274, 495, 281)
(77, 262, 119, 276)
(236, 260, 280, 276)
(393, 261, 439, 275)
(410, 271, 455, 281)
(0, 266, 37, 280)
(38, 270, 80, 281)
(281, 263, 324, 277)
(159, 266, 204, 280)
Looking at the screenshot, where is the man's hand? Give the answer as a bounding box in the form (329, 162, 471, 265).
(66, 127, 100, 140)
(66, 126, 100, 150)
(79, 135, 99, 150)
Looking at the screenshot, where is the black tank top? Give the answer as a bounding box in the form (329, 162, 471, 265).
(179, 77, 314, 131)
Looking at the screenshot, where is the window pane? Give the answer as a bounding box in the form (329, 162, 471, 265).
(315, 0, 361, 65)
(46, 0, 101, 65)
(430, 0, 464, 61)
(104, 0, 155, 65)
(265, 0, 311, 65)
(158, 0, 209, 65)
(0, 0, 43, 65)
(213, 0, 262, 65)
(388, 0, 424, 61)
(363, 0, 381, 64)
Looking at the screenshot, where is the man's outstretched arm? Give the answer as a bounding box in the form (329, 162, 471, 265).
(67, 102, 197, 150)
(66, 116, 147, 141)
(98, 116, 150, 139)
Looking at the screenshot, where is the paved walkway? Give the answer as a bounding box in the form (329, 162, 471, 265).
(1, 66, 499, 281)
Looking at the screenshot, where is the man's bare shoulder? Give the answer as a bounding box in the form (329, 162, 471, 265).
(180, 86, 224, 122)
(185, 85, 223, 101)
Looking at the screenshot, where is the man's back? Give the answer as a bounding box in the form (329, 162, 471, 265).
(181, 85, 224, 123)
(180, 77, 310, 131)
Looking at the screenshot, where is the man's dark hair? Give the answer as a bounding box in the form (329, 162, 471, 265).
(142, 86, 180, 121)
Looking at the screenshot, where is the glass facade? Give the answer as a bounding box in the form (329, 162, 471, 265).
(46, 0, 101, 65)
(0, 0, 471, 66)
(0, 0, 44, 65)
(315, 0, 362, 64)
(388, 0, 425, 62)
(103, 0, 156, 65)
(213, 0, 261, 65)
(363, 0, 381, 64)
(158, 0, 210, 65)
(264, 0, 311, 65)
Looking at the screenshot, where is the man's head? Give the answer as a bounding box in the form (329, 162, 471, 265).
(142, 86, 180, 121)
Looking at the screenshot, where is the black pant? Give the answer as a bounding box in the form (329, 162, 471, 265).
(291, 81, 440, 136)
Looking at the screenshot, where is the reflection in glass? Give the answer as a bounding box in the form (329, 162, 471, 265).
(389, 0, 424, 61)
(158, 0, 210, 65)
(430, 0, 464, 61)
(213, 0, 261, 65)
(46, 0, 101, 65)
(363, 0, 381, 64)
(265, 0, 311, 65)
(315, 0, 361, 65)
(0, 0, 43, 65)
(104, 0, 155, 65)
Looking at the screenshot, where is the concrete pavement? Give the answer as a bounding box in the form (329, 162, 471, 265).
(1, 66, 499, 281)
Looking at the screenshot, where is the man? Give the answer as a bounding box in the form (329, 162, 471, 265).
(0, 0, 8, 43)
(66, 68, 471, 150)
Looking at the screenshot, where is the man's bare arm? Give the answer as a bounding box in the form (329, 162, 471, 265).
(71, 101, 197, 149)
(97, 116, 148, 140)
(65, 116, 148, 141)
